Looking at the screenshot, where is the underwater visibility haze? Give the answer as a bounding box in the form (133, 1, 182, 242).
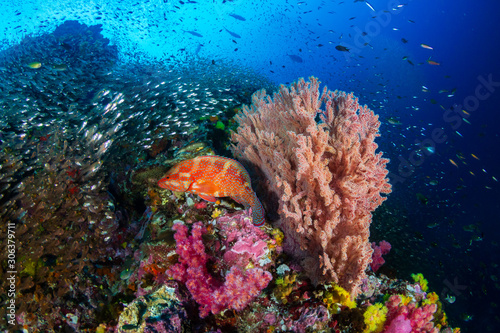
(1, 0, 499, 332)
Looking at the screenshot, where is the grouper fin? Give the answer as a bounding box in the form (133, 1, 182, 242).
(198, 194, 218, 202)
(190, 179, 218, 194)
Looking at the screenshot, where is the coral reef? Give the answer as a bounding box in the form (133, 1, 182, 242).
(0, 24, 461, 331)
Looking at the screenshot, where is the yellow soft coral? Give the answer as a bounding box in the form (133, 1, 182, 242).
(211, 207, 223, 218)
(400, 294, 412, 306)
(439, 310, 448, 327)
(412, 273, 429, 292)
(271, 228, 284, 247)
(276, 273, 296, 287)
(268, 228, 284, 251)
(273, 273, 296, 304)
(429, 293, 448, 328)
(423, 291, 439, 305)
(323, 284, 356, 313)
(363, 303, 388, 333)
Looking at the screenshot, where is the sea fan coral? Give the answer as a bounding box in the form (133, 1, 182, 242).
(232, 76, 391, 296)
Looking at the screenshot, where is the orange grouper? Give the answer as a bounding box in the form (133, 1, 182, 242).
(158, 155, 265, 227)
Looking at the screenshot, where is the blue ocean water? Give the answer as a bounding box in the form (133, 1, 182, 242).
(1, 0, 499, 332)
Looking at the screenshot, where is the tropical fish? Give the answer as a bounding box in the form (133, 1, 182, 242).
(184, 30, 203, 37)
(461, 312, 474, 321)
(53, 63, 68, 71)
(427, 222, 439, 228)
(427, 59, 440, 65)
(158, 155, 265, 226)
(287, 54, 303, 63)
(387, 117, 402, 125)
(224, 27, 241, 38)
(444, 294, 456, 304)
(229, 13, 246, 21)
(335, 45, 350, 52)
(422, 146, 435, 154)
(59, 42, 72, 50)
(420, 43, 433, 50)
(27, 61, 42, 69)
(416, 193, 428, 205)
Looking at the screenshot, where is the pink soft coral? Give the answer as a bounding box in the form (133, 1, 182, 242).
(384, 314, 412, 333)
(370, 240, 391, 272)
(218, 210, 275, 270)
(167, 222, 272, 317)
(383, 295, 438, 333)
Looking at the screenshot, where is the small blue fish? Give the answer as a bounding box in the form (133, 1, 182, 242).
(184, 30, 203, 37)
(287, 54, 303, 63)
(224, 27, 241, 38)
(229, 13, 246, 21)
(194, 43, 203, 56)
